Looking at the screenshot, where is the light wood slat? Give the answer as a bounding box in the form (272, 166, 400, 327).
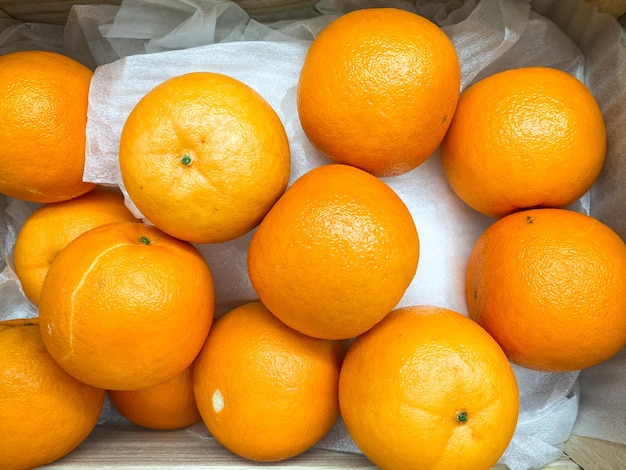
(564, 435, 626, 470)
(41, 424, 582, 469)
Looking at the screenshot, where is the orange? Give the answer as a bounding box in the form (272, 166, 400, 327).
(440, 66, 606, 219)
(193, 301, 344, 462)
(13, 188, 138, 306)
(339, 305, 519, 470)
(119, 71, 291, 244)
(38, 221, 215, 391)
(247, 164, 419, 340)
(466, 208, 626, 372)
(0, 50, 96, 203)
(0, 318, 105, 470)
(297, 7, 460, 177)
(108, 363, 202, 430)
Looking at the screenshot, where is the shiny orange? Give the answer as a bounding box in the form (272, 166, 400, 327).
(339, 305, 519, 470)
(193, 301, 344, 461)
(119, 71, 290, 244)
(467, 208, 626, 371)
(38, 221, 215, 390)
(441, 66, 606, 218)
(0, 318, 105, 470)
(297, 7, 460, 177)
(0, 50, 95, 202)
(108, 364, 202, 430)
(13, 189, 138, 305)
(247, 164, 419, 340)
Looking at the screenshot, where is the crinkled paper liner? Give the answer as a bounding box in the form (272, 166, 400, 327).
(1, 1, 625, 469)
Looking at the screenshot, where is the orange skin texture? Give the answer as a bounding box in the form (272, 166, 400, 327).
(38, 221, 215, 391)
(108, 364, 202, 431)
(0, 318, 105, 470)
(0, 50, 96, 202)
(13, 189, 139, 306)
(247, 164, 420, 340)
(339, 306, 519, 470)
(297, 7, 461, 177)
(119, 71, 291, 244)
(466, 208, 626, 372)
(441, 66, 606, 219)
(193, 301, 344, 462)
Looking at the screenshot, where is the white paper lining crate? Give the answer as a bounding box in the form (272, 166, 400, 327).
(1, 1, 626, 469)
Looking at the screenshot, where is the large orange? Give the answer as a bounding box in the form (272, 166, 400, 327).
(339, 305, 519, 470)
(38, 221, 215, 391)
(247, 164, 419, 340)
(13, 188, 138, 306)
(0, 50, 96, 203)
(297, 7, 460, 177)
(0, 318, 105, 470)
(441, 66, 606, 218)
(107, 363, 202, 430)
(119, 71, 291, 244)
(193, 301, 344, 461)
(466, 208, 626, 372)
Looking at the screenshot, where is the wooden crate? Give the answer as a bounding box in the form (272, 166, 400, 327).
(1, 1, 625, 469)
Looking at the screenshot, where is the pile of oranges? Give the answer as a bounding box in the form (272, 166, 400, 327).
(1, 6, 625, 470)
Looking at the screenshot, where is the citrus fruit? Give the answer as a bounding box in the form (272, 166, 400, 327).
(0, 318, 105, 470)
(0, 50, 96, 203)
(108, 363, 202, 430)
(297, 7, 460, 177)
(466, 208, 626, 372)
(119, 71, 291, 244)
(339, 305, 519, 470)
(13, 189, 138, 306)
(193, 301, 344, 461)
(440, 66, 606, 219)
(38, 221, 215, 391)
(247, 164, 419, 340)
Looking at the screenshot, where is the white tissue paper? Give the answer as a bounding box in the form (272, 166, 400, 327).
(1, 0, 625, 469)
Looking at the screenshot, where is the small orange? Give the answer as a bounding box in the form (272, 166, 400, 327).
(339, 305, 519, 470)
(119, 71, 291, 244)
(466, 208, 626, 372)
(0, 50, 96, 203)
(441, 66, 606, 218)
(247, 164, 419, 340)
(108, 363, 202, 430)
(38, 221, 215, 391)
(297, 7, 460, 177)
(193, 301, 344, 462)
(13, 188, 138, 306)
(0, 318, 105, 470)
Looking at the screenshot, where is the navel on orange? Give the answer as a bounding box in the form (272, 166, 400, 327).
(247, 164, 419, 340)
(38, 221, 215, 390)
(119, 72, 291, 244)
(467, 208, 626, 371)
(0, 50, 95, 203)
(441, 66, 606, 218)
(297, 7, 460, 177)
(339, 305, 519, 470)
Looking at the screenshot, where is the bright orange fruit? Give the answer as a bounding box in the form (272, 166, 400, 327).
(339, 305, 519, 470)
(0, 318, 105, 470)
(441, 66, 606, 218)
(297, 7, 460, 177)
(38, 221, 215, 390)
(119, 72, 291, 244)
(467, 208, 626, 371)
(0, 50, 95, 203)
(13, 189, 138, 305)
(193, 301, 344, 461)
(247, 164, 419, 340)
